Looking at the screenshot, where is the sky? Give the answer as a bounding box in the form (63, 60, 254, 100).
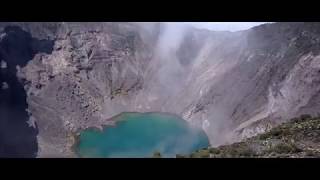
(184, 22, 270, 32)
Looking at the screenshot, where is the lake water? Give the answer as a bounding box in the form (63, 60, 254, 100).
(75, 112, 209, 158)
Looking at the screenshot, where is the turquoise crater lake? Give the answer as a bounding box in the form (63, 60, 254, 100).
(75, 112, 210, 158)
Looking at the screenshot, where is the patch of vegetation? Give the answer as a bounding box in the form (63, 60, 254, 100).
(178, 114, 320, 158)
(198, 149, 210, 158)
(152, 151, 162, 158)
(190, 149, 210, 158)
(209, 148, 220, 154)
(259, 124, 293, 141)
(223, 145, 256, 157)
(266, 142, 301, 154)
(207, 142, 257, 158)
(258, 133, 270, 140)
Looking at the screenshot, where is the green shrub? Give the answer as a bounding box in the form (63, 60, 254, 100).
(190, 153, 197, 158)
(152, 151, 162, 158)
(198, 149, 210, 158)
(190, 149, 210, 158)
(209, 148, 221, 154)
(268, 128, 283, 137)
(258, 133, 270, 140)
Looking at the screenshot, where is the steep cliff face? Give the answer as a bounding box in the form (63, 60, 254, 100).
(228, 23, 320, 142)
(0, 25, 54, 157)
(1, 22, 320, 157)
(17, 22, 155, 157)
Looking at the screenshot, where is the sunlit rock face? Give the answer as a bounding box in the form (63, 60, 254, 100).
(2, 22, 320, 157)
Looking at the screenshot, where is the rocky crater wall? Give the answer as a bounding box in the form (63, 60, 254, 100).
(1, 22, 320, 157)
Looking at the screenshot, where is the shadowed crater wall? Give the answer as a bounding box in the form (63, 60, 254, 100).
(0, 26, 54, 157)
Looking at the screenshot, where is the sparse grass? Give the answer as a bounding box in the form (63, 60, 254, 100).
(178, 115, 320, 158)
(229, 147, 255, 157)
(190, 149, 210, 158)
(198, 149, 210, 158)
(216, 143, 256, 157)
(198, 150, 211, 158)
(266, 142, 301, 154)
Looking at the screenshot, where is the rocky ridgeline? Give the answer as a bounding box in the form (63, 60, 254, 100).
(178, 114, 320, 158)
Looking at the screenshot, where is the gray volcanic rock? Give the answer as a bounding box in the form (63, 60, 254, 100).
(1, 22, 320, 157)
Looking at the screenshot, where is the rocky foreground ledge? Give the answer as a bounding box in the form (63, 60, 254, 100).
(171, 114, 320, 158)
